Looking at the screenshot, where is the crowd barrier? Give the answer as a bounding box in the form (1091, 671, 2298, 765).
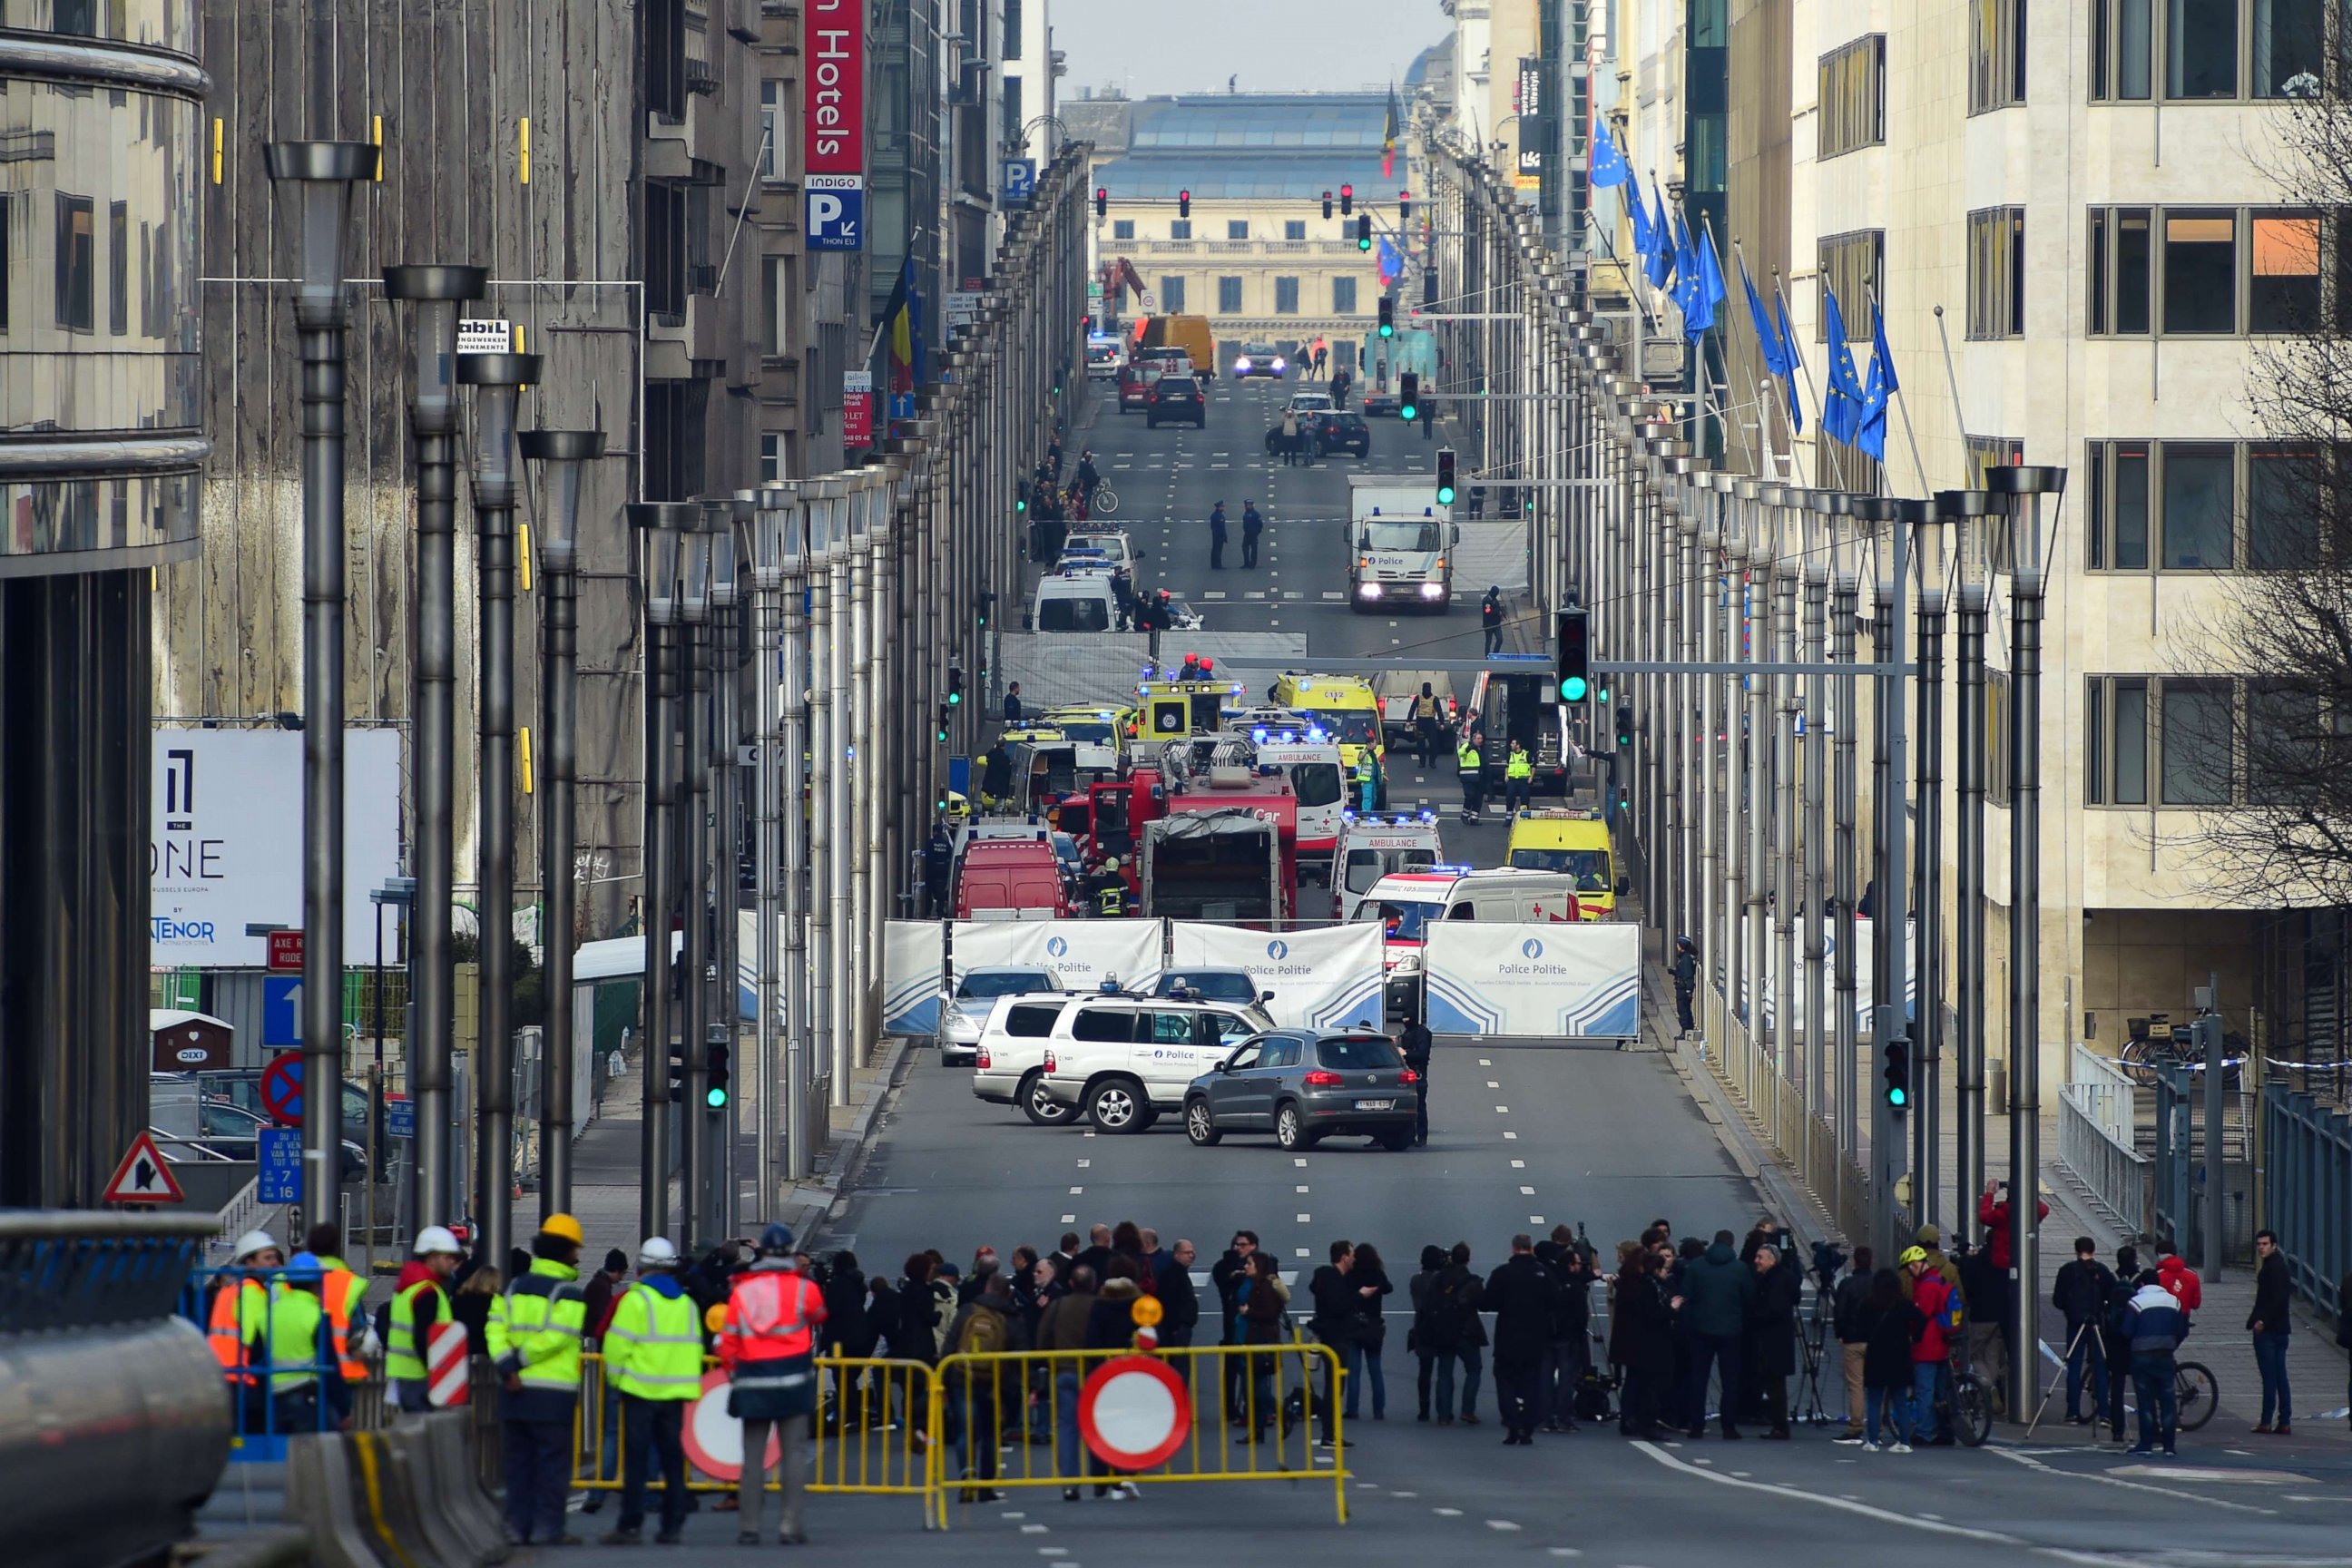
(281, 1411, 507, 1568)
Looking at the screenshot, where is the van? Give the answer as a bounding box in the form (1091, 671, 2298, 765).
(955, 840, 1069, 920)
(1034, 997, 1269, 1131)
(1139, 314, 1217, 378)
(1349, 867, 1582, 1014)
(1029, 569, 1120, 632)
(1504, 808, 1627, 917)
(1266, 672, 1386, 779)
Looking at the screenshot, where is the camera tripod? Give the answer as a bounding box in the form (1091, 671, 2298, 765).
(1794, 1273, 1837, 1424)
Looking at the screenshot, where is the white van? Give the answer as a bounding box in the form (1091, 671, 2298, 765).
(1348, 867, 1583, 1014)
(1029, 569, 1120, 632)
(1333, 812, 1446, 923)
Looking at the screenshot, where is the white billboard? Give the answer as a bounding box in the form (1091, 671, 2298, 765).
(1168, 921, 1384, 1030)
(880, 920, 949, 1036)
(948, 919, 1164, 997)
(1424, 921, 1641, 1038)
(151, 727, 405, 966)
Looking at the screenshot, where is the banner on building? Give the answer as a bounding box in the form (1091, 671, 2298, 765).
(881, 920, 950, 1035)
(1168, 921, 1384, 1030)
(152, 728, 404, 966)
(1424, 922, 1641, 1038)
(843, 370, 874, 446)
(805, 0, 865, 250)
(949, 919, 1164, 999)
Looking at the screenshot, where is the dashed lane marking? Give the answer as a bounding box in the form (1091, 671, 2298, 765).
(1520, 1186, 1536, 1196)
(1486, 1081, 1500, 1088)
(1061, 1215, 1076, 1224)
(1512, 1160, 1525, 1169)
(1433, 1507, 1464, 1517)
(1486, 1521, 1523, 1532)
(1495, 1105, 1510, 1113)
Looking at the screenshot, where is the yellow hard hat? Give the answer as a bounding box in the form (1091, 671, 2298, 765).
(705, 1301, 730, 1336)
(541, 1212, 586, 1247)
(1897, 1246, 1927, 1267)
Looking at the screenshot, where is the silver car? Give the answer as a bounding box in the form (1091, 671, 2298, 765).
(936, 965, 1065, 1063)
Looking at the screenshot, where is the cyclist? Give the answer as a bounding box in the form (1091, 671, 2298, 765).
(1902, 1246, 1956, 1446)
(1076, 449, 1101, 504)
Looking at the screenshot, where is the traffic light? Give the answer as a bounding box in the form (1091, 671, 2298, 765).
(1554, 608, 1590, 701)
(947, 666, 964, 706)
(665, 1042, 688, 1104)
(1399, 190, 1412, 221)
(1377, 297, 1395, 338)
(1094, 186, 1107, 218)
(1357, 214, 1373, 251)
(1340, 183, 1354, 215)
(706, 1038, 731, 1111)
(1322, 190, 1334, 220)
(1436, 447, 1457, 506)
(1397, 372, 1419, 421)
(1614, 703, 1634, 750)
(1178, 189, 1191, 219)
(977, 591, 991, 631)
(936, 704, 950, 743)
(1423, 268, 1438, 307)
(1882, 1039, 1912, 1113)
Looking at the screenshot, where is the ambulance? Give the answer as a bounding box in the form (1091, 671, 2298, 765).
(1266, 672, 1386, 796)
(1504, 807, 1627, 919)
(1332, 811, 1445, 923)
(1242, 727, 1347, 888)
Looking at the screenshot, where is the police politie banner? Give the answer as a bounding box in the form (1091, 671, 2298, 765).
(1424, 922, 1642, 1039)
(1167, 922, 1384, 1031)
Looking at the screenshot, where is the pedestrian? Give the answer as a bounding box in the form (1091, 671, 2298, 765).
(1331, 365, 1352, 407)
(1747, 1239, 1800, 1439)
(452, 1261, 501, 1357)
(1313, 340, 1328, 378)
(1671, 936, 1699, 1034)
(981, 741, 1013, 811)
(597, 1238, 700, 1545)
(1533, 1228, 1592, 1431)
(2053, 1236, 2116, 1426)
(1674, 1230, 1752, 1437)
(1240, 1251, 1290, 1439)
(1004, 682, 1024, 724)
(1399, 1011, 1433, 1146)
(384, 1226, 465, 1417)
(1036, 1262, 1097, 1496)
(923, 823, 953, 917)
(722, 1224, 828, 1544)
(1977, 1174, 2048, 1272)
(1455, 730, 1484, 822)
(1347, 1243, 1394, 1422)
(1045, 436, 1063, 484)
(1408, 1244, 1448, 1420)
(1411, 682, 1445, 768)
(1485, 1234, 1554, 1445)
(2249, 1228, 2294, 1435)
(486, 1213, 590, 1547)
(1903, 1245, 1956, 1447)
(2100, 1245, 2140, 1441)
(1431, 1241, 1486, 1426)
(1481, 586, 1504, 655)
(945, 1270, 1016, 1502)
(1840, 1267, 1926, 1452)
(2336, 1269, 2352, 1428)
(1959, 1237, 2008, 1397)
(1279, 407, 1300, 466)
(1075, 449, 1100, 505)
(302, 1222, 373, 1394)
(1468, 485, 1487, 520)
(1504, 739, 1534, 814)
(2122, 1267, 2186, 1455)
(1156, 1240, 1200, 1347)
(1611, 1249, 1676, 1439)
(1355, 748, 1378, 813)
(1241, 500, 1264, 567)
(260, 1253, 348, 1437)
(1307, 1240, 1359, 1446)
(1828, 1246, 1875, 1439)
(1210, 501, 1229, 568)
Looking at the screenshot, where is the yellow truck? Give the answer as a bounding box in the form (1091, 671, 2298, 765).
(1503, 807, 1625, 919)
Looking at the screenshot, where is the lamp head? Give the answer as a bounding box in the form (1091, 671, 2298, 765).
(626, 502, 697, 627)
(263, 142, 377, 326)
(382, 265, 488, 436)
(457, 352, 542, 504)
(516, 427, 606, 573)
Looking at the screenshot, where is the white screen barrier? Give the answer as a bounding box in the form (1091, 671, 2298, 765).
(1424, 922, 1642, 1038)
(1167, 921, 1385, 1030)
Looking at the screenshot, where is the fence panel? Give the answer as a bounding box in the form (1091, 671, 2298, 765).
(2058, 1044, 2152, 1236)
(2262, 1082, 2351, 1321)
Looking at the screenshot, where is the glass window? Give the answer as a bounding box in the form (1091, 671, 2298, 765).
(1263, 1038, 1302, 1069)
(55, 193, 93, 331)
(2252, 0, 2324, 94)
(1227, 220, 1249, 240)
(1071, 1006, 1140, 1043)
(2248, 681, 2322, 803)
(1161, 276, 1186, 312)
(2112, 678, 2150, 804)
(2167, 0, 2239, 97)
(759, 434, 782, 484)
(1171, 220, 1192, 240)
(2249, 211, 2319, 330)
(1333, 276, 1357, 314)
(1151, 1011, 1199, 1044)
(1316, 1035, 1404, 1069)
(2247, 446, 2319, 567)
(1275, 276, 1300, 314)
(2161, 681, 2233, 803)
(2087, 679, 2107, 804)
(107, 201, 126, 337)
(759, 81, 784, 177)
(1286, 220, 1307, 240)
(1818, 35, 1886, 158)
(2120, 0, 2154, 97)
(2161, 444, 2234, 567)
(1967, 208, 2025, 338)
(0, 194, 9, 330)
(1217, 276, 1243, 314)
(1970, 0, 2028, 112)
(2113, 443, 2151, 569)
(1004, 1002, 1065, 1036)
(2161, 211, 2236, 333)
(2116, 210, 2153, 333)
(1112, 220, 1135, 240)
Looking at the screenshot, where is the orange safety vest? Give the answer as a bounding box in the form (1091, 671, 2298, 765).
(720, 1268, 827, 1367)
(208, 1278, 267, 1384)
(318, 1264, 369, 1382)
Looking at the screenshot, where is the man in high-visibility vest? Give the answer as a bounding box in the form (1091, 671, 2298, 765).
(1504, 740, 1535, 814)
(262, 1252, 347, 1436)
(487, 1212, 590, 1546)
(1456, 734, 1485, 824)
(304, 1221, 376, 1385)
(598, 1237, 701, 1544)
(1355, 749, 1379, 812)
(720, 1223, 828, 1545)
(210, 1230, 281, 1429)
(385, 1225, 465, 1414)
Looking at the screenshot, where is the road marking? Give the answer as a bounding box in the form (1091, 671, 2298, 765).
(1486, 1081, 1500, 1089)
(1495, 1105, 1510, 1113)
(1069, 1186, 1084, 1194)
(1486, 1521, 1522, 1532)
(1323, 592, 1345, 601)
(1530, 1216, 1544, 1225)
(1037, 1549, 1067, 1556)
(1390, 1491, 1416, 1497)
(1478, 1059, 1492, 1066)
(1984, 1447, 2275, 1515)
(1504, 1131, 1518, 1140)
(1520, 1186, 1536, 1196)
(1297, 1213, 1311, 1222)
(1061, 1215, 1076, 1224)
(1021, 1524, 1051, 1534)
(1512, 1159, 1525, 1168)
(2109, 1464, 2302, 1485)
(1545, 1551, 1581, 1559)
(1433, 1507, 1464, 1517)
(1202, 591, 1227, 600)
(1630, 1442, 2023, 1542)
(1077, 1159, 1090, 1168)
(1297, 1184, 1310, 1192)
(1296, 1247, 1310, 1258)
(1294, 1157, 1308, 1167)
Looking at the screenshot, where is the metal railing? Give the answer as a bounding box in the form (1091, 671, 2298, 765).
(1697, 984, 1870, 1240)
(2057, 1044, 2151, 1235)
(2259, 1078, 2350, 1320)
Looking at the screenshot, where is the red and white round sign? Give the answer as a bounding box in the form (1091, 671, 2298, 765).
(1077, 1355, 1191, 1471)
(681, 1368, 782, 1483)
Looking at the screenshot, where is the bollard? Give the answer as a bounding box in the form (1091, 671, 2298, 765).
(376, 1422, 483, 1568)
(419, 1410, 510, 1563)
(281, 1432, 393, 1568)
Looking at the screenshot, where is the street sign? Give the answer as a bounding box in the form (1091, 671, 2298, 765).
(1002, 158, 1036, 202)
(1078, 1356, 1191, 1471)
(266, 928, 305, 973)
(456, 318, 512, 356)
(682, 1367, 782, 1481)
(944, 290, 982, 329)
(261, 976, 301, 1046)
(260, 1050, 305, 1126)
(384, 1099, 416, 1140)
(102, 1132, 185, 1204)
(257, 1125, 301, 1203)
(805, 174, 865, 251)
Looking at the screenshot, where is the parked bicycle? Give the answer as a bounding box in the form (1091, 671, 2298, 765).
(1935, 1343, 1993, 1447)
(1088, 482, 1119, 516)
(2172, 1358, 2219, 1432)
(2117, 1026, 2247, 1091)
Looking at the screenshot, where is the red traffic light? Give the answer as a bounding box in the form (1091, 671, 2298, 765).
(1339, 183, 1354, 215)
(1094, 186, 1107, 217)
(1178, 188, 1191, 218)
(1340, 183, 1353, 198)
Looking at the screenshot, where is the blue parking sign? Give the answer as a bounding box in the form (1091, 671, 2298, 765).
(258, 1125, 302, 1205)
(807, 178, 864, 252)
(1003, 159, 1036, 203)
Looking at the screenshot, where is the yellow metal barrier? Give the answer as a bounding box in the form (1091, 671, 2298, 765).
(926, 1343, 1348, 1528)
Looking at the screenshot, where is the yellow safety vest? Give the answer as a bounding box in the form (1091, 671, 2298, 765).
(1456, 744, 1482, 772)
(603, 1281, 706, 1401)
(1506, 750, 1534, 780)
(384, 1278, 445, 1383)
(486, 1257, 588, 1398)
(264, 1285, 328, 1395)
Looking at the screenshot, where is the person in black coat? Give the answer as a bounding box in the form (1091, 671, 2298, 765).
(1534, 1227, 1593, 1431)
(1156, 1240, 1201, 1348)
(1346, 1243, 1395, 1422)
(1745, 1242, 1802, 1438)
(2052, 1237, 2117, 1425)
(1484, 1236, 1557, 1445)
(1612, 1251, 1676, 1439)
(1211, 1230, 1260, 1420)
(1399, 1015, 1433, 1146)
(1847, 1268, 1927, 1448)
(1430, 1242, 1487, 1426)
(1408, 1244, 1448, 1422)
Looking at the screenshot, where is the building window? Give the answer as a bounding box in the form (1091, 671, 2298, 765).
(54, 193, 93, 331)
(1274, 276, 1299, 314)
(646, 0, 686, 120)
(760, 434, 784, 484)
(645, 183, 687, 318)
(2162, 442, 2235, 567)
(2091, 0, 2325, 101)
(1112, 220, 1134, 240)
(2248, 445, 2322, 567)
(1818, 34, 1886, 160)
(1170, 220, 1192, 240)
(1160, 276, 1186, 313)
(1004, 0, 1023, 57)
(2164, 211, 2237, 332)
(2084, 439, 2152, 569)
(1286, 220, 1308, 240)
(2162, 681, 2235, 803)
(0, 195, 10, 331)
(1333, 276, 1358, 314)
(1003, 78, 1024, 149)
(2084, 438, 2334, 572)
(107, 201, 127, 336)
(2249, 210, 2321, 329)
(1986, 670, 2014, 807)
(1966, 435, 2027, 488)
(760, 81, 785, 179)
(1969, 0, 2028, 112)
(1217, 275, 1243, 314)
(1965, 207, 2025, 338)
(1816, 229, 1885, 339)
(2088, 205, 2338, 337)
(1227, 220, 1249, 240)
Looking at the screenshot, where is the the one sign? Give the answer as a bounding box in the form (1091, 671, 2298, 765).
(384, 1098, 416, 1139)
(1079, 1356, 1191, 1471)
(843, 370, 874, 446)
(804, 0, 865, 175)
(266, 929, 305, 973)
(456, 318, 512, 356)
(261, 975, 302, 1046)
(683, 1367, 784, 1482)
(805, 175, 864, 252)
(103, 1132, 185, 1204)
(1002, 158, 1036, 202)
(260, 1049, 305, 1126)
(426, 1320, 472, 1406)
(257, 1125, 302, 1204)
(152, 728, 404, 965)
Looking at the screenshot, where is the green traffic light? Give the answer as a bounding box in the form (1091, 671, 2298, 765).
(1401, 405, 1416, 420)
(947, 691, 962, 705)
(1436, 485, 1456, 505)
(1379, 323, 1394, 338)
(1597, 686, 1611, 705)
(1358, 237, 1372, 251)
(1562, 675, 1588, 701)
(1887, 1087, 1908, 1108)
(706, 1086, 729, 1110)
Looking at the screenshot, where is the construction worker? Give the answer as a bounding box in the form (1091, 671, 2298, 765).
(305, 1221, 376, 1385)
(385, 1225, 465, 1414)
(264, 1252, 347, 1436)
(1504, 740, 1535, 814)
(720, 1223, 828, 1546)
(599, 1238, 702, 1545)
(1455, 732, 1485, 823)
(210, 1230, 281, 1427)
(487, 1212, 591, 1546)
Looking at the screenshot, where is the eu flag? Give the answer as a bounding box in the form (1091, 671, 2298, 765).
(1821, 287, 1867, 446)
(1646, 188, 1676, 290)
(1741, 255, 1787, 378)
(1589, 130, 1631, 189)
(1857, 305, 1897, 459)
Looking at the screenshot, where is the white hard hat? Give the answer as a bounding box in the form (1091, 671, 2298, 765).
(232, 1230, 282, 1263)
(413, 1225, 462, 1258)
(638, 1237, 681, 1269)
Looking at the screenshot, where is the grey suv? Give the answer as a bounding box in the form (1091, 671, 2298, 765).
(1181, 1029, 1418, 1152)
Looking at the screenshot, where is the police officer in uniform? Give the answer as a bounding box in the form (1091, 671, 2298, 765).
(1399, 1011, 1434, 1146)
(1356, 749, 1379, 812)
(1504, 740, 1534, 815)
(722, 1224, 829, 1544)
(1456, 732, 1485, 823)
(600, 1237, 703, 1545)
(487, 1213, 591, 1546)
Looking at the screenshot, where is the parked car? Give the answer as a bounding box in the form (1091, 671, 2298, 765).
(1310, 410, 1371, 458)
(1034, 997, 1269, 1132)
(1152, 970, 1275, 1014)
(1181, 1028, 1418, 1151)
(937, 965, 1067, 1064)
(1146, 376, 1208, 428)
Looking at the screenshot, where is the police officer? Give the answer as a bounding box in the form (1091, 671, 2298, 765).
(1481, 586, 1504, 655)
(600, 1238, 702, 1545)
(1210, 501, 1230, 569)
(385, 1225, 465, 1414)
(1672, 936, 1699, 1035)
(722, 1224, 829, 1545)
(1504, 740, 1534, 815)
(924, 822, 954, 916)
(487, 1212, 591, 1546)
(1241, 500, 1265, 568)
(1399, 1011, 1434, 1147)
(1456, 731, 1485, 823)
(1411, 681, 1446, 767)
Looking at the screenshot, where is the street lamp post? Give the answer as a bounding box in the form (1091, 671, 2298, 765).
(1825, 494, 1860, 1163)
(457, 347, 540, 1268)
(676, 520, 715, 1247)
(1799, 492, 1831, 1142)
(1857, 493, 1908, 1259)
(628, 502, 694, 1238)
(711, 505, 745, 1238)
(517, 423, 606, 1220)
(1942, 488, 1996, 1221)
(382, 262, 485, 1231)
(1905, 497, 1948, 1232)
(1990, 462, 2065, 1420)
(266, 138, 376, 1242)
(748, 484, 805, 1200)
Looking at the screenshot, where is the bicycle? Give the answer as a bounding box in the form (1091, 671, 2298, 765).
(1090, 483, 1119, 516)
(2172, 1358, 2218, 1432)
(1933, 1344, 1994, 1447)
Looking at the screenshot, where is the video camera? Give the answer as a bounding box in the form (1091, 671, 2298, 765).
(1810, 1239, 1847, 1289)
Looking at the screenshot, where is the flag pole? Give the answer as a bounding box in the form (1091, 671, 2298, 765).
(1728, 239, 1798, 481)
(1692, 211, 1754, 476)
(1867, 283, 1934, 495)
(1931, 303, 1974, 448)
(1773, 268, 1847, 492)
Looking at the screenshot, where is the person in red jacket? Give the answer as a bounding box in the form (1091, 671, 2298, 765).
(2157, 1253, 2203, 1315)
(1977, 1178, 2049, 1271)
(1903, 1246, 1955, 1446)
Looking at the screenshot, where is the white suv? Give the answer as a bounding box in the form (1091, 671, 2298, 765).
(1036, 998, 1268, 1133)
(972, 995, 1085, 1125)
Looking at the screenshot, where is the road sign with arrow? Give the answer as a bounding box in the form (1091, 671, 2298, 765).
(103, 1132, 185, 1204)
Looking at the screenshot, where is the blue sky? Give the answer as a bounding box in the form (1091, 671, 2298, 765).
(1054, 0, 1441, 98)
